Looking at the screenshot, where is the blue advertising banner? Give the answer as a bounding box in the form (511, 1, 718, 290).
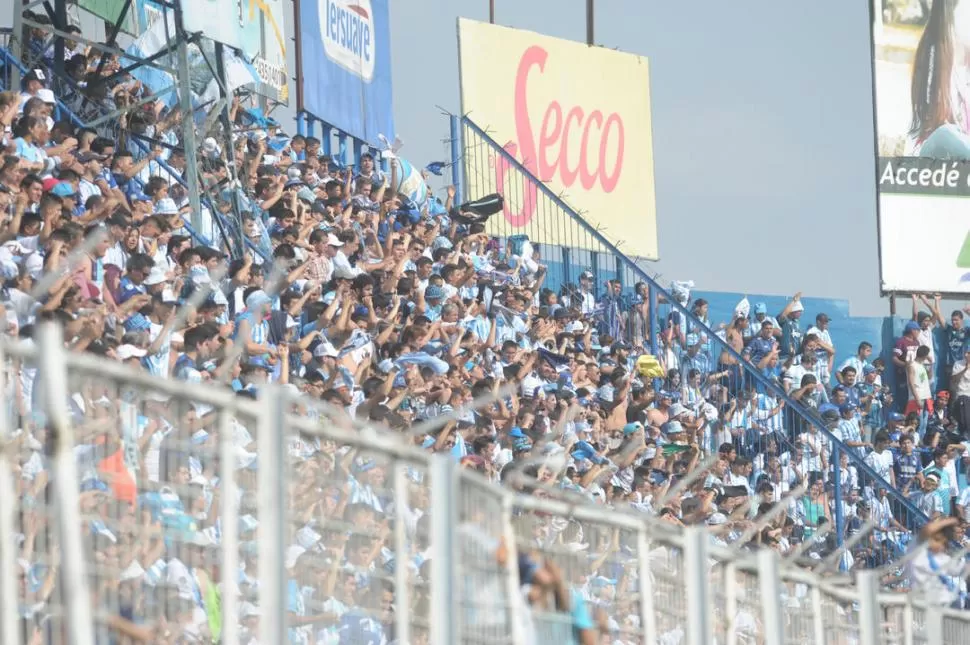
(299, 0, 395, 145)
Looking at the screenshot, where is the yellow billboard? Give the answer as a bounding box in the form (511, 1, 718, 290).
(457, 18, 658, 259)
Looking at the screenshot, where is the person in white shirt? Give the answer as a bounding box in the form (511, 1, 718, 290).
(906, 517, 966, 607)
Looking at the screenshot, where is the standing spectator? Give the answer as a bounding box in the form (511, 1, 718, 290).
(913, 294, 945, 386)
(806, 313, 836, 388)
(906, 346, 933, 426)
(894, 321, 923, 405)
(952, 347, 970, 436)
(945, 306, 970, 392)
(776, 292, 804, 361)
(838, 342, 873, 386)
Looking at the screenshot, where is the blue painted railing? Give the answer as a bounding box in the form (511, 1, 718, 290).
(0, 46, 270, 263)
(458, 115, 930, 549)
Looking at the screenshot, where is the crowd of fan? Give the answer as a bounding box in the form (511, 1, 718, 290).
(4, 18, 970, 645)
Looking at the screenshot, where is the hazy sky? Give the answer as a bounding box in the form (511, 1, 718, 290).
(378, 0, 885, 315)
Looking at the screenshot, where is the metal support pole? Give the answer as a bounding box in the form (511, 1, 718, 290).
(306, 117, 315, 139)
(53, 0, 67, 81)
(11, 0, 23, 89)
(489, 0, 495, 23)
(293, 0, 305, 112)
(38, 323, 94, 645)
(684, 527, 710, 645)
(758, 550, 784, 645)
(392, 462, 411, 645)
(322, 124, 333, 156)
(430, 455, 458, 645)
(174, 1, 204, 232)
(811, 585, 825, 643)
(296, 111, 305, 137)
(857, 571, 881, 645)
(649, 285, 661, 391)
(219, 411, 240, 645)
(352, 138, 363, 169)
(586, 0, 594, 45)
(258, 386, 287, 645)
(214, 41, 245, 259)
(338, 132, 348, 166)
(450, 114, 463, 205)
(725, 562, 738, 645)
(833, 443, 844, 550)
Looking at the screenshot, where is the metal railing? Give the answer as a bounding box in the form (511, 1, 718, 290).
(457, 114, 931, 558)
(0, 327, 968, 644)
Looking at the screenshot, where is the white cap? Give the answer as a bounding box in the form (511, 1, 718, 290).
(37, 88, 55, 104)
(284, 545, 306, 569)
(313, 342, 339, 358)
(327, 233, 344, 247)
(791, 300, 804, 313)
(117, 344, 147, 360)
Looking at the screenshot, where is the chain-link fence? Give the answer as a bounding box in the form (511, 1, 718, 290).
(3, 326, 970, 645)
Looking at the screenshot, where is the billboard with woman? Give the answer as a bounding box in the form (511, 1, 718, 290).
(872, 0, 970, 294)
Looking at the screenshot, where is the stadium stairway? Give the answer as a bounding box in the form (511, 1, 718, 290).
(457, 115, 930, 549)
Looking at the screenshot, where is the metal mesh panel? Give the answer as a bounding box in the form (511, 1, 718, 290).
(911, 605, 930, 645)
(456, 473, 514, 645)
(820, 591, 860, 645)
(781, 578, 816, 643)
(944, 614, 970, 645)
(649, 542, 688, 642)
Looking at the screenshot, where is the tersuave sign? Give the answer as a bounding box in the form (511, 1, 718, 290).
(458, 18, 657, 260)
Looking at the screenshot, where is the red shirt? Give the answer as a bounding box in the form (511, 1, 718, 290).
(893, 336, 920, 369)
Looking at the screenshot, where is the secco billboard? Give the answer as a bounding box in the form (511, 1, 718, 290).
(299, 0, 395, 144)
(457, 18, 658, 260)
(871, 3, 970, 294)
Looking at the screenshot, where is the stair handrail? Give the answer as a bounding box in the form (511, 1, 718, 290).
(460, 115, 930, 531)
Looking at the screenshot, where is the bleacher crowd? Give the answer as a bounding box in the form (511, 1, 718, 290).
(4, 13, 970, 645)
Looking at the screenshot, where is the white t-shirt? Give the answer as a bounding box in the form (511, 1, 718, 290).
(908, 361, 932, 402)
(953, 361, 970, 398)
(906, 545, 962, 606)
(865, 450, 894, 485)
(918, 326, 937, 365)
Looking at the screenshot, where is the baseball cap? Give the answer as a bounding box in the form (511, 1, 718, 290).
(839, 403, 857, 415)
(904, 321, 920, 333)
(245, 290, 272, 310)
(143, 266, 167, 286)
(50, 182, 75, 197)
(326, 233, 344, 247)
(244, 357, 272, 372)
(662, 420, 685, 435)
(622, 422, 643, 436)
(753, 302, 767, 315)
(791, 300, 804, 313)
(116, 344, 147, 360)
(37, 88, 55, 105)
(313, 342, 339, 358)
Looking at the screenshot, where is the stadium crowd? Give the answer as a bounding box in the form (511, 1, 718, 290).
(3, 14, 970, 645)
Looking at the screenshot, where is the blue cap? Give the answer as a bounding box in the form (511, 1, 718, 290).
(862, 365, 877, 375)
(244, 357, 272, 371)
(512, 437, 532, 452)
(51, 182, 75, 197)
(662, 420, 685, 435)
(623, 422, 643, 436)
(840, 403, 857, 414)
(425, 285, 444, 301)
(124, 313, 151, 332)
(508, 427, 526, 439)
(889, 412, 905, 422)
(754, 302, 767, 314)
(904, 321, 920, 333)
(818, 403, 839, 416)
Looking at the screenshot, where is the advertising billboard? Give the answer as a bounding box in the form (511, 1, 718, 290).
(299, 0, 395, 144)
(182, 0, 290, 103)
(457, 18, 658, 260)
(871, 2, 970, 294)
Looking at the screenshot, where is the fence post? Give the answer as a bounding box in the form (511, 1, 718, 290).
(926, 606, 944, 644)
(392, 462, 411, 645)
(306, 116, 315, 139)
(450, 114, 463, 205)
(833, 443, 844, 551)
(758, 550, 784, 645)
(811, 585, 825, 643)
(219, 410, 240, 645)
(857, 570, 881, 645)
(430, 454, 459, 645)
(636, 529, 657, 644)
(0, 364, 21, 645)
(903, 601, 914, 645)
(258, 385, 287, 645)
(296, 111, 306, 136)
(38, 323, 95, 645)
(684, 526, 710, 645)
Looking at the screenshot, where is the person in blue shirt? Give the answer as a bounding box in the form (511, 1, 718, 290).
(743, 318, 777, 366)
(944, 307, 970, 390)
(116, 253, 154, 304)
(777, 292, 804, 361)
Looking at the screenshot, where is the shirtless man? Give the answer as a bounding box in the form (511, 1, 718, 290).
(718, 315, 748, 394)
